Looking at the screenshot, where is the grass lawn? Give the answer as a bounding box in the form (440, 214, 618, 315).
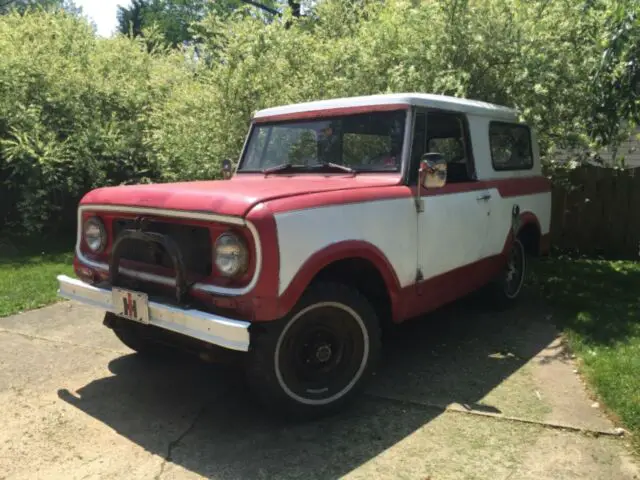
(532, 257, 640, 451)
(0, 236, 75, 317)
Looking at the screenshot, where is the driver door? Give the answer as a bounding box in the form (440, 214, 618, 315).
(411, 109, 493, 307)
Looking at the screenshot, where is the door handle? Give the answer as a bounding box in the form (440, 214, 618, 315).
(476, 192, 491, 201)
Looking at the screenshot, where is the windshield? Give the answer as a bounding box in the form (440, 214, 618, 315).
(238, 110, 407, 173)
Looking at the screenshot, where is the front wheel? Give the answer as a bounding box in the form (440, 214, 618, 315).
(245, 282, 381, 419)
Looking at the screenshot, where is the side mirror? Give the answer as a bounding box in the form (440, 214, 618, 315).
(221, 159, 233, 180)
(419, 153, 447, 189)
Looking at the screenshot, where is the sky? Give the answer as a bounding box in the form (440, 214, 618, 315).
(75, 0, 131, 37)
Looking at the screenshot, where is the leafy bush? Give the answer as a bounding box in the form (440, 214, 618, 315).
(0, 1, 638, 233)
(0, 10, 190, 232)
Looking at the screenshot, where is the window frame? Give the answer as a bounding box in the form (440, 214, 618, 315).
(236, 109, 409, 174)
(489, 121, 534, 172)
(405, 107, 477, 185)
(405, 110, 426, 185)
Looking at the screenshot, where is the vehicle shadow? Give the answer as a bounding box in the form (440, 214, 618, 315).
(57, 288, 558, 479)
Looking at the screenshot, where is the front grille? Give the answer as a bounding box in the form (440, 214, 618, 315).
(112, 219, 212, 277)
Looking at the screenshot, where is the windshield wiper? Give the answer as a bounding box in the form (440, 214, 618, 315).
(263, 163, 302, 175)
(311, 162, 355, 173)
(263, 162, 355, 175)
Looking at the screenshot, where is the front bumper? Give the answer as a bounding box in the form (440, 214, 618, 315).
(57, 275, 251, 352)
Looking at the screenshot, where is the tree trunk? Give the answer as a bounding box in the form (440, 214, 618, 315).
(288, 0, 300, 17)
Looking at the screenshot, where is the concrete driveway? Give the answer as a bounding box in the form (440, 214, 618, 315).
(0, 291, 637, 480)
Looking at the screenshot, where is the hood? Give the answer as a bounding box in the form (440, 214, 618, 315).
(80, 174, 401, 217)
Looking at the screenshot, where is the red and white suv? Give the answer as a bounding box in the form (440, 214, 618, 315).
(57, 93, 551, 417)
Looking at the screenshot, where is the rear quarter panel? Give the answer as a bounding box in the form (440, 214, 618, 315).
(467, 113, 551, 249)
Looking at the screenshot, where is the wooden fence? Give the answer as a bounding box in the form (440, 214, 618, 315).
(550, 166, 640, 259)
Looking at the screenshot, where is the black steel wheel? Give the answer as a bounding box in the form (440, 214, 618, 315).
(484, 237, 527, 308)
(246, 282, 381, 418)
(503, 237, 526, 299)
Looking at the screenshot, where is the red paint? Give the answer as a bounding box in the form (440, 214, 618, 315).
(397, 254, 507, 321)
(80, 173, 548, 221)
(80, 175, 402, 218)
(266, 209, 543, 324)
(268, 184, 410, 213)
(80, 210, 257, 288)
(489, 176, 551, 198)
(243, 202, 280, 303)
(274, 241, 404, 322)
(254, 104, 410, 123)
(417, 176, 551, 198)
(76, 171, 550, 323)
(74, 258, 99, 284)
(515, 211, 552, 255)
(256, 211, 540, 324)
(268, 176, 550, 214)
(519, 211, 541, 233)
(271, 237, 511, 325)
(203, 202, 283, 322)
(396, 224, 524, 322)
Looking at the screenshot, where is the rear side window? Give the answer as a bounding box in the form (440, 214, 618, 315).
(489, 122, 533, 171)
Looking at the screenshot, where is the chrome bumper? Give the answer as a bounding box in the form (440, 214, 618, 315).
(56, 275, 251, 352)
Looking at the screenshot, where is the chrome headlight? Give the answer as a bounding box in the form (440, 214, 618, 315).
(214, 232, 249, 277)
(83, 216, 107, 253)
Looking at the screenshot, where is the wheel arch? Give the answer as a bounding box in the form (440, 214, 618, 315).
(517, 212, 542, 257)
(277, 241, 403, 323)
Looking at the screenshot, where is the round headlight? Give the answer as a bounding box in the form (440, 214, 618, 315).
(214, 232, 248, 277)
(84, 216, 107, 253)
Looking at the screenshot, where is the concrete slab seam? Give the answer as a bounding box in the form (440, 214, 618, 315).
(365, 392, 627, 438)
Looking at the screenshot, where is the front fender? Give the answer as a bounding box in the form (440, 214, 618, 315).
(275, 240, 403, 320)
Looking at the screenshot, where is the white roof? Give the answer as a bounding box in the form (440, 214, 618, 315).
(253, 93, 519, 121)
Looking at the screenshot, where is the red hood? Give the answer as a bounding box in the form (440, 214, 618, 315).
(80, 174, 401, 217)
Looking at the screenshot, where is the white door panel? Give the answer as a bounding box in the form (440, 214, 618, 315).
(419, 189, 491, 280)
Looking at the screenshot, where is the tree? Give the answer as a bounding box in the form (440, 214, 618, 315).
(117, 0, 282, 47)
(116, 0, 146, 38)
(288, 0, 300, 17)
(588, 0, 640, 153)
(3, 0, 640, 233)
(0, 0, 59, 13)
(0, 0, 79, 14)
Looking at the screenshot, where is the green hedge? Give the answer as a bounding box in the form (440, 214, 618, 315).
(0, 11, 192, 232)
(0, 1, 637, 233)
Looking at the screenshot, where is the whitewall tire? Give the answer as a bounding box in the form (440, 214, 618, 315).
(246, 282, 381, 418)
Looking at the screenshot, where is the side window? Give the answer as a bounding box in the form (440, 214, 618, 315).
(426, 111, 473, 183)
(428, 137, 465, 163)
(489, 122, 533, 171)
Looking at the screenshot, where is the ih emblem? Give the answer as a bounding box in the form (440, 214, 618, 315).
(123, 292, 137, 318)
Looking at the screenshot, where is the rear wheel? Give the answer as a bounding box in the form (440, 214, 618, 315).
(486, 237, 527, 307)
(246, 282, 381, 419)
(503, 237, 526, 299)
